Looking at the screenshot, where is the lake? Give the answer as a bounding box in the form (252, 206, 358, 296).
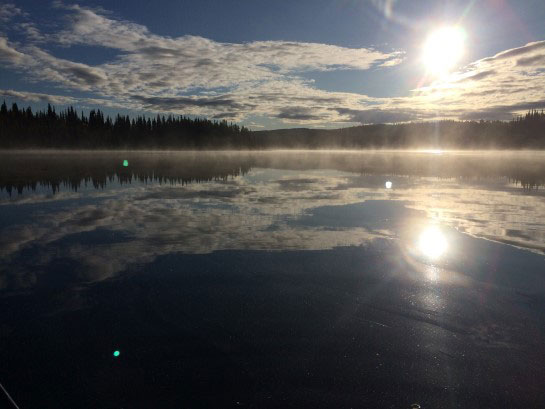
(1, 150, 545, 408)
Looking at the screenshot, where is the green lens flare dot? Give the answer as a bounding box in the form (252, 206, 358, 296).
(123, 160, 129, 167)
(113, 350, 120, 357)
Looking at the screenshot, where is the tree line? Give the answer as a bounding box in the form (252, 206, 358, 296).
(1, 101, 545, 149)
(0, 102, 255, 149)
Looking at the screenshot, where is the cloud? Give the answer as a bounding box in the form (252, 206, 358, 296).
(131, 95, 254, 111)
(332, 107, 419, 124)
(15, 22, 45, 42)
(0, 89, 131, 111)
(516, 54, 545, 67)
(51, 4, 402, 71)
(1, 3, 545, 126)
(0, 3, 25, 22)
(458, 109, 515, 121)
(458, 99, 545, 121)
(484, 40, 545, 62)
(0, 37, 29, 65)
(0, 38, 106, 92)
(0, 3, 43, 43)
(211, 112, 241, 120)
(275, 107, 323, 121)
(27, 47, 107, 89)
(403, 39, 545, 121)
(0, 4, 405, 124)
(0, 89, 76, 105)
(456, 70, 496, 82)
(379, 57, 404, 67)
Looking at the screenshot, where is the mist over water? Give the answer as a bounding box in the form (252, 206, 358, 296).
(1, 150, 544, 258)
(2, 149, 545, 193)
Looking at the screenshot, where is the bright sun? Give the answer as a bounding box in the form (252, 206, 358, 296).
(422, 26, 466, 76)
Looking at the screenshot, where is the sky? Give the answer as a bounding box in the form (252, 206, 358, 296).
(1, 0, 545, 130)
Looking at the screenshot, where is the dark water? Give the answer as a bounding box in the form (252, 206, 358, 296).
(1, 150, 545, 408)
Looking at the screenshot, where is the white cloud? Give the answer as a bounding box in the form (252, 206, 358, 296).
(0, 89, 135, 112)
(0, 4, 405, 124)
(1, 3, 545, 125)
(0, 89, 76, 104)
(0, 36, 30, 65)
(52, 4, 401, 71)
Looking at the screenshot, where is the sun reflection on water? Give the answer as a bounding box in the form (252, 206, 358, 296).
(418, 226, 448, 260)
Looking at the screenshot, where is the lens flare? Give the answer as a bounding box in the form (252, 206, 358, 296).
(418, 227, 447, 260)
(422, 26, 466, 76)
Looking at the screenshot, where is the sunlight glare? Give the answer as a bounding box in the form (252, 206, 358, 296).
(422, 26, 466, 76)
(421, 149, 443, 155)
(418, 226, 447, 260)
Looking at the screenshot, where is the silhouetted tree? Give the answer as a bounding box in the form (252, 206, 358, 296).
(0, 101, 251, 149)
(1, 101, 544, 149)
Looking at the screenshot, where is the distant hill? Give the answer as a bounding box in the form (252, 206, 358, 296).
(254, 114, 545, 149)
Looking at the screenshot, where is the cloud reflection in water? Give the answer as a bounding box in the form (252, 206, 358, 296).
(0, 151, 544, 291)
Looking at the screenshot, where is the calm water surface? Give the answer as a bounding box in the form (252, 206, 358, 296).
(1, 151, 545, 408)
